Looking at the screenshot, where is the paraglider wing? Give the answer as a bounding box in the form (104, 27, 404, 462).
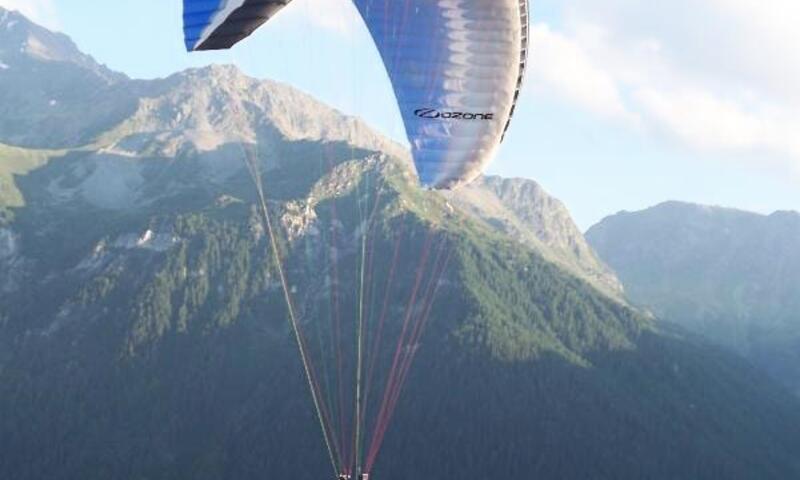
(352, 0, 529, 189)
(183, 0, 293, 51)
(182, 0, 529, 189)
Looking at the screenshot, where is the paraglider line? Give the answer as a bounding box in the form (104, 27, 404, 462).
(242, 152, 341, 476)
(353, 168, 390, 475)
(322, 144, 350, 463)
(361, 224, 404, 426)
(366, 235, 452, 472)
(365, 229, 434, 468)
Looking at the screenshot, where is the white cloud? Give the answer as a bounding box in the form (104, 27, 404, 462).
(0, 0, 59, 30)
(530, 0, 800, 172)
(528, 24, 638, 124)
(635, 88, 800, 160)
(280, 0, 361, 36)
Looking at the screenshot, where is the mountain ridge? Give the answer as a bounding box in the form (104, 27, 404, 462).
(451, 175, 624, 298)
(0, 7, 122, 81)
(587, 200, 800, 393)
(0, 10, 619, 292)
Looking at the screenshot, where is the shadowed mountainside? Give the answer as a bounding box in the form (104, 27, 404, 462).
(587, 201, 800, 394)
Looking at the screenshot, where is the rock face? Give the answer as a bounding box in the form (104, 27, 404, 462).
(0, 8, 133, 148)
(102, 65, 407, 160)
(451, 175, 624, 298)
(3, 8, 800, 480)
(587, 201, 800, 393)
(0, 8, 120, 78)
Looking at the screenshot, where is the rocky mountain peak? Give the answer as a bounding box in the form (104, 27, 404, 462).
(479, 176, 583, 246)
(96, 62, 408, 160)
(180, 63, 248, 82)
(450, 175, 624, 298)
(0, 9, 403, 156)
(0, 8, 132, 149)
(0, 7, 122, 82)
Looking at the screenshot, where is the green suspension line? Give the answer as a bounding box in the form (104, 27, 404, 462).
(245, 153, 341, 477)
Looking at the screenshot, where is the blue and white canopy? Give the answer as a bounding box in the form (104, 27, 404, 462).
(183, 0, 291, 51)
(183, 0, 529, 189)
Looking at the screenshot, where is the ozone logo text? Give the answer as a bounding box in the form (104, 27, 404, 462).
(414, 108, 494, 121)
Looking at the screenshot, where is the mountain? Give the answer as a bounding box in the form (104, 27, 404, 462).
(0, 8, 133, 149)
(450, 175, 624, 298)
(2, 9, 800, 479)
(586, 201, 800, 393)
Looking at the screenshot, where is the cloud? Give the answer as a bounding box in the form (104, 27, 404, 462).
(635, 88, 800, 162)
(530, 0, 800, 171)
(280, 0, 361, 36)
(528, 24, 638, 124)
(0, 0, 59, 29)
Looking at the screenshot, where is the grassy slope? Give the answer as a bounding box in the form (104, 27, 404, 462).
(0, 143, 56, 211)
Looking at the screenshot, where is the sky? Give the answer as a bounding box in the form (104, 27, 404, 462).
(2, 0, 799, 228)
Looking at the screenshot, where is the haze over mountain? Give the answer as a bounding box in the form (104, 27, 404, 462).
(587, 201, 800, 394)
(2, 8, 800, 480)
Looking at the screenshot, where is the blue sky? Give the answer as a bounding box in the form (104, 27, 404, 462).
(2, 0, 799, 228)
